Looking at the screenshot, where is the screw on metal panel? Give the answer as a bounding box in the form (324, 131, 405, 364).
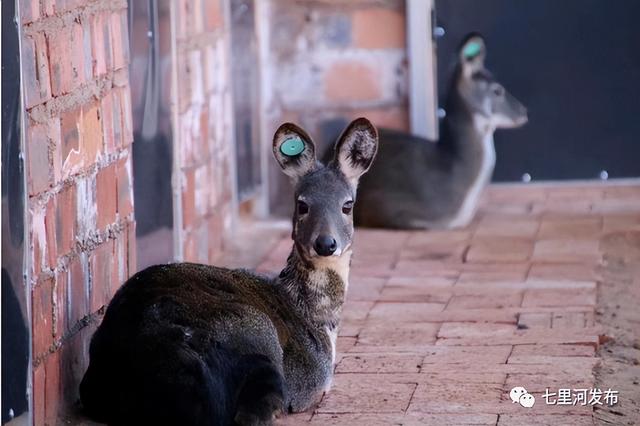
(437, 108, 446, 119)
(434, 27, 445, 38)
(521, 173, 532, 183)
(599, 170, 609, 180)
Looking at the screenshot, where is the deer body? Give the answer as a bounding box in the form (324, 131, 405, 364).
(355, 34, 527, 229)
(79, 119, 378, 425)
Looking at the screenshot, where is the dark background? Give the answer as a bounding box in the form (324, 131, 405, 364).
(436, 0, 640, 181)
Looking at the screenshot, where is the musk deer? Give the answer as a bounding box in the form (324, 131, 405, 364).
(79, 118, 378, 425)
(355, 33, 528, 229)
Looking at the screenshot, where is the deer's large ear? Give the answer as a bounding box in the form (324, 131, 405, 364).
(459, 33, 486, 77)
(273, 122, 318, 182)
(332, 118, 378, 185)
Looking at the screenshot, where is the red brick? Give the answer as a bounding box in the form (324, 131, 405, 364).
(498, 415, 594, 426)
(55, 185, 77, 254)
(368, 302, 445, 322)
(204, 0, 223, 30)
(408, 381, 502, 414)
(527, 262, 596, 282)
(475, 215, 540, 238)
(33, 365, 45, 426)
(114, 233, 128, 289)
(352, 7, 405, 49)
(357, 322, 440, 348)
(90, 240, 116, 312)
(347, 276, 387, 301)
(510, 343, 595, 358)
(43, 0, 55, 15)
(68, 254, 89, 326)
(20, 0, 40, 23)
(90, 12, 112, 77)
(31, 204, 47, 275)
(119, 87, 134, 145)
(53, 270, 67, 338)
(325, 61, 382, 102)
(465, 237, 533, 263)
(48, 23, 86, 96)
(306, 413, 498, 425)
(100, 91, 116, 153)
(317, 374, 416, 414)
(207, 214, 224, 262)
(538, 217, 602, 239)
(392, 259, 461, 279)
(27, 123, 52, 195)
(378, 282, 451, 304)
(421, 345, 512, 365)
(116, 157, 134, 219)
(336, 353, 422, 374)
(44, 351, 61, 425)
(552, 312, 587, 328)
(82, 102, 103, 163)
(45, 197, 58, 269)
(533, 239, 601, 264)
(602, 213, 640, 233)
(517, 312, 551, 329)
(437, 322, 516, 340)
(75, 175, 97, 238)
(110, 11, 128, 70)
(96, 163, 117, 229)
(447, 293, 523, 310)
(127, 220, 137, 276)
(521, 289, 596, 308)
(47, 119, 63, 184)
(114, 92, 125, 148)
(32, 278, 54, 357)
(60, 107, 83, 178)
(22, 33, 51, 108)
(184, 230, 198, 262)
(182, 169, 196, 229)
(436, 328, 600, 348)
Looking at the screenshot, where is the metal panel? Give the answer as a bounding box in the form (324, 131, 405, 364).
(230, 0, 261, 201)
(436, 0, 640, 181)
(2, 0, 31, 423)
(128, 0, 175, 269)
(407, 0, 438, 140)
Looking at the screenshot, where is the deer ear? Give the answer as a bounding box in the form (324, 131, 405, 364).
(273, 122, 318, 181)
(459, 34, 486, 77)
(332, 118, 378, 185)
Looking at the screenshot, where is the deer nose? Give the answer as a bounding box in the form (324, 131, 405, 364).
(314, 235, 337, 256)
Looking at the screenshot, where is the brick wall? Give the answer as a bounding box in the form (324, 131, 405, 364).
(261, 0, 409, 214)
(19, 0, 135, 423)
(173, 0, 235, 263)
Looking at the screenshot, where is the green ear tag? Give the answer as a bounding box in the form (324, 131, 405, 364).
(463, 41, 481, 59)
(280, 137, 305, 156)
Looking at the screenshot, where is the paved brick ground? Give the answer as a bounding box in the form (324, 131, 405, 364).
(258, 183, 640, 426)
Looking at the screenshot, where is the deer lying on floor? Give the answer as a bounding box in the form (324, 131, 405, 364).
(79, 118, 378, 425)
(355, 33, 528, 229)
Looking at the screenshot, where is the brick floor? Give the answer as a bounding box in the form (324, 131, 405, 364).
(266, 183, 640, 425)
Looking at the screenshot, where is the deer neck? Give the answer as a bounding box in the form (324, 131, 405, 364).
(277, 244, 351, 330)
(440, 93, 496, 180)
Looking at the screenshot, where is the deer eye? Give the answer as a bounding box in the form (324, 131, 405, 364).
(342, 201, 354, 215)
(297, 200, 309, 215)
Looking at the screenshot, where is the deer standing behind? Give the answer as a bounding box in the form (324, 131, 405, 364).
(355, 33, 528, 229)
(79, 118, 378, 425)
